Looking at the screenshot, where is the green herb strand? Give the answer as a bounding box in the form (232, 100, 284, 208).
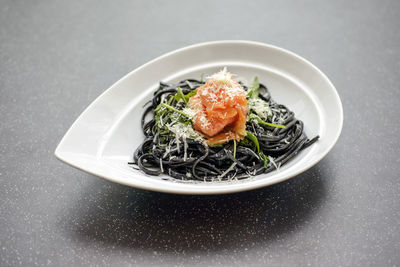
(160, 103, 191, 118)
(246, 132, 260, 153)
(176, 87, 187, 104)
(248, 113, 286, 128)
(246, 76, 260, 99)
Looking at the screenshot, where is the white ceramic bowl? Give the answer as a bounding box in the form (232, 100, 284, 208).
(55, 40, 343, 195)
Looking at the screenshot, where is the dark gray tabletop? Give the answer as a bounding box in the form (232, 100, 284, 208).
(1, 0, 400, 266)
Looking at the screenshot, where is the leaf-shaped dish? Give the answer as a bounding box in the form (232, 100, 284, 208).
(55, 40, 343, 194)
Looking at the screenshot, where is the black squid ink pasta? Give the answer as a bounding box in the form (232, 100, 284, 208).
(130, 69, 319, 182)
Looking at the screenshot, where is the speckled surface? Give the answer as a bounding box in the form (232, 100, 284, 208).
(1, 0, 400, 266)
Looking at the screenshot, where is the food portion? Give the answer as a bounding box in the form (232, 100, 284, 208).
(130, 68, 319, 181)
(189, 68, 248, 144)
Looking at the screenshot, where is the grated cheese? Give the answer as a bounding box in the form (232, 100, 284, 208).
(159, 158, 164, 173)
(269, 156, 279, 170)
(166, 121, 204, 141)
(218, 162, 237, 180)
(182, 106, 197, 120)
(248, 98, 272, 120)
(183, 138, 188, 161)
(202, 67, 245, 104)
